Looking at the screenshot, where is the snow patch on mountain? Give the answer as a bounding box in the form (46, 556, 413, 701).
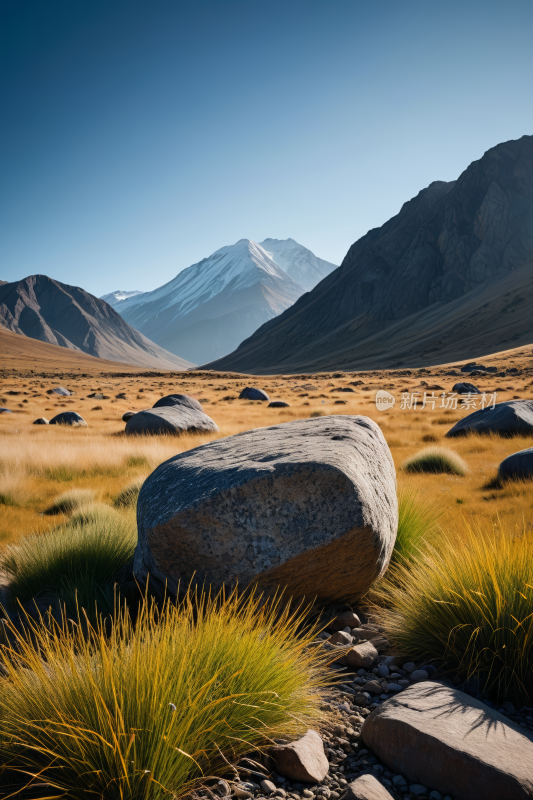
(101, 290, 143, 308)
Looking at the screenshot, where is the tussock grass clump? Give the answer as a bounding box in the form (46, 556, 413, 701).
(2, 510, 136, 620)
(392, 488, 442, 567)
(125, 455, 150, 469)
(372, 525, 533, 703)
(403, 446, 467, 476)
(0, 589, 329, 800)
(68, 502, 121, 527)
(113, 478, 145, 509)
(44, 487, 96, 515)
(0, 492, 18, 507)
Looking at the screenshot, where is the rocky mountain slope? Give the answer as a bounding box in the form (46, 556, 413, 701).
(204, 135, 533, 374)
(113, 238, 336, 364)
(0, 275, 194, 370)
(101, 290, 143, 307)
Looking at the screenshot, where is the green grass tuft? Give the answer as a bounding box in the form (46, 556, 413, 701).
(403, 446, 467, 476)
(2, 509, 136, 623)
(44, 488, 96, 516)
(0, 589, 329, 800)
(125, 455, 150, 469)
(113, 478, 145, 509)
(372, 524, 533, 704)
(392, 488, 442, 567)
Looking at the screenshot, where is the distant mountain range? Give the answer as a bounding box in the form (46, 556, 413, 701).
(204, 135, 533, 374)
(0, 275, 194, 370)
(106, 238, 337, 364)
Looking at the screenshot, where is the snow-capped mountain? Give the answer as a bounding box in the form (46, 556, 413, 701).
(259, 238, 337, 291)
(113, 238, 333, 364)
(100, 289, 143, 307)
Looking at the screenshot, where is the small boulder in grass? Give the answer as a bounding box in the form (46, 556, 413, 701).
(499, 446, 533, 480)
(268, 400, 290, 408)
(49, 411, 87, 427)
(327, 631, 353, 646)
(122, 411, 136, 422)
(270, 729, 329, 783)
(345, 774, 395, 800)
(153, 394, 203, 412)
(329, 611, 361, 631)
(33, 417, 49, 425)
(0, 407, 13, 414)
(452, 382, 480, 395)
(352, 627, 381, 641)
(238, 386, 270, 401)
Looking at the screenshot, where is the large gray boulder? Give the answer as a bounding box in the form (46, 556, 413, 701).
(134, 415, 398, 600)
(239, 387, 270, 401)
(49, 412, 87, 427)
(361, 682, 533, 800)
(446, 400, 533, 437)
(152, 394, 203, 412)
(499, 446, 533, 479)
(125, 407, 219, 436)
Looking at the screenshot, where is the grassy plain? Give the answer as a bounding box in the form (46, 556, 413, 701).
(1, 342, 533, 550)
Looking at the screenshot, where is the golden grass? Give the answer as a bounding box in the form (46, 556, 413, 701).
(371, 523, 533, 703)
(0, 588, 329, 800)
(1, 370, 532, 546)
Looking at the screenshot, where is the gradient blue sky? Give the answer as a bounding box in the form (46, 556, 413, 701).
(2, 0, 533, 297)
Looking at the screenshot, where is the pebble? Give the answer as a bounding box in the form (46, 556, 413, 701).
(386, 682, 403, 692)
(410, 669, 429, 683)
(260, 781, 277, 794)
(409, 786, 429, 797)
(392, 776, 407, 785)
(429, 792, 442, 800)
(376, 664, 389, 678)
(233, 788, 252, 799)
(403, 662, 416, 673)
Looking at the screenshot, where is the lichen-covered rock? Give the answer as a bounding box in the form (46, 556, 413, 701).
(239, 387, 270, 401)
(49, 412, 87, 427)
(125, 407, 218, 436)
(446, 400, 533, 437)
(134, 415, 397, 599)
(152, 394, 203, 412)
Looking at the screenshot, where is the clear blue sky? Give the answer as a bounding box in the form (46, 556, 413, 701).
(1, 0, 533, 297)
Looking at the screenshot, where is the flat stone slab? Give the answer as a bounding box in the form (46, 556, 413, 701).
(361, 681, 533, 800)
(125, 407, 219, 435)
(446, 400, 533, 437)
(133, 415, 397, 599)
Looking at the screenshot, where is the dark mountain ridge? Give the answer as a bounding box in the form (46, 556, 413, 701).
(0, 275, 194, 370)
(203, 135, 533, 373)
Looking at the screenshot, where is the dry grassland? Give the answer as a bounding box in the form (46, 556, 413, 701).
(1, 352, 533, 549)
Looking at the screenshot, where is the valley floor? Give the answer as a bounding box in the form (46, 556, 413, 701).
(1, 345, 533, 546)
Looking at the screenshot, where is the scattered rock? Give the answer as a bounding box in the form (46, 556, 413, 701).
(269, 401, 290, 408)
(271, 729, 329, 783)
(345, 774, 394, 799)
(233, 787, 253, 799)
(49, 412, 87, 427)
(446, 399, 533, 437)
(48, 386, 71, 396)
(339, 387, 356, 393)
(499, 446, 533, 480)
(327, 631, 353, 646)
(260, 780, 277, 794)
(125, 407, 219, 436)
(0, 407, 13, 414)
(33, 417, 49, 424)
(88, 392, 104, 399)
(122, 411, 136, 422)
(134, 415, 398, 599)
(352, 627, 381, 641)
(452, 382, 480, 395)
(329, 611, 361, 631)
(153, 394, 204, 412)
(334, 400, 347, 405)
(410, 669, 429, 682)
(239, 387, 270, 401)
(346, 641, 379, 670)
(361, 681, 533, 800)
(115, 393, 127, 399)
